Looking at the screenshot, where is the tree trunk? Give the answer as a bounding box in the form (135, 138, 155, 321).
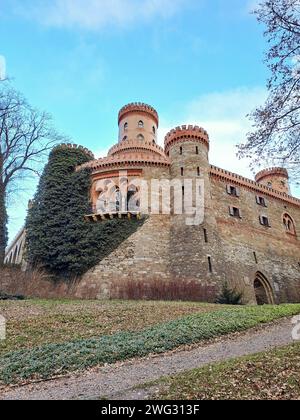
(0, 154, 8, 266)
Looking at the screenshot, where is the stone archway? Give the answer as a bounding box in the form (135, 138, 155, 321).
(254, 272, 275, 305)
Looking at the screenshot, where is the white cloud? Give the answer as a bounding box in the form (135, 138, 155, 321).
(12, 0, 186, 30)
(158, 87, 268, 180)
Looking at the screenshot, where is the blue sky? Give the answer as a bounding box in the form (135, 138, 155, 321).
(0, 0, 299, 241)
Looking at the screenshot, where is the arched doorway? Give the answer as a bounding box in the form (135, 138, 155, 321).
(254, 272, 275, 305)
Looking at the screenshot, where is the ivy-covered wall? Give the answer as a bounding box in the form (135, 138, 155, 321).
(26, 146, 143, 279)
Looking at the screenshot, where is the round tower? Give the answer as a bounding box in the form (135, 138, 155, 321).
(255, 167, 290, 194)
(118, 102, 159, 144)
(164, 125, 210, 179)
(164, 125, 212, 226)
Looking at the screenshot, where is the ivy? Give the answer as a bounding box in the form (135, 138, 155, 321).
(26, 146, 143, 279)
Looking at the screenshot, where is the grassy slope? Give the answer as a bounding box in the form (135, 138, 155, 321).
(0, 299, 220, 356)
(0, 303, 300, 385)
(155, 342, 300, 400)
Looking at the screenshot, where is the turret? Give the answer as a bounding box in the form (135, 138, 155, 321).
(118, 102, 159, 144)
(255, 167, 290, 195)
(164, 125, 210, 179)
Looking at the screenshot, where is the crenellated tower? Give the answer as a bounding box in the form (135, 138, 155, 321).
(164, 125, 221, 286)
(118, 102, 159, 144)
(255, 167, 291, 195)
(164, 125, 212, 216)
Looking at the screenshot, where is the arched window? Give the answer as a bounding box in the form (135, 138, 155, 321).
(283, 213, 296, 235)
(124, 122, 128, 131)
(138, 120, 144, 128)
(137, 134, 144, 141)
(152, 126, 156, 134)
(123, 136, 127, 141)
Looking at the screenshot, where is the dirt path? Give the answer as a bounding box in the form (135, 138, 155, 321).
(0, 317, 296, 400)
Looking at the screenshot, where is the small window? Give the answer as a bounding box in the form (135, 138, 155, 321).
(197, 167, 200, 177)
(227, 185, 240, 197)
(180, 146, 183, 155)
(253, 252, 258, 264)
(256, 196, 267, 207)
(153, 126, 156, 134)
(203, 228, 208, 243)
(267, 182, 272, 188)
(124, 122, 128, 131)
(138, 120, 144, 128)
(152, 140, 156, 145)
(196, 146, 199, 155)
(123, 136, 127, 141)
(259, 215, 270, 227)
(229, 206, 242, 218)
(208, 256, 213, 273)
(137, 134, 144, 141)
(181, 167, 184, 177)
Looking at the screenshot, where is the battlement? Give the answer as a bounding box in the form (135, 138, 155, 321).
(164, 125, 209, 153)
(255, 167, 289, 183)
(118, 102, 159, 126)
(53, 143, 95, 159)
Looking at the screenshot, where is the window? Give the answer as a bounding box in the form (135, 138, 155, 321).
(267, 182, 272, 188)
(253, 252, 258, 264)
(124, 122, 128, 131)
(208, 256, 213, 273)
(180, 146, 183, 155)
(283, 213, 296, 235)
(256, 196, 267, 207)
(203, 228, 208, 243)
(152, 140, 156, 145)
(137, 134, 144, 141)
(229, 206, 242, 218)
(259, 215, 270, 227)
(123, 136, 127, 141)
(181, 167, 184, 176)
(153, 126, 156, 134)
(197, 167, 200, 177)
(227, 185, 240, 197)
(138, 120, 144, 128)
(196, 146, 199, 155)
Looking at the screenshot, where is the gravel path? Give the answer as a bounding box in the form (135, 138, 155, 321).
(0, 317, 296, 400)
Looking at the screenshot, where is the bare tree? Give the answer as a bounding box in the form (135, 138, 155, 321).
(238, 0, 300, 181)
(0, 84, 65, 264)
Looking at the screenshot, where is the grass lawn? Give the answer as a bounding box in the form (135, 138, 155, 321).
(0, 302, 300, 385)
(0, 299, 221, 356)
(155, 342, 300, 400)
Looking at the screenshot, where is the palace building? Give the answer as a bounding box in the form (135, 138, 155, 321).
(5, 103, 300, 304)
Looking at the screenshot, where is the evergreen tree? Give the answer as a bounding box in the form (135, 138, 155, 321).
(216, 282, 244, 305)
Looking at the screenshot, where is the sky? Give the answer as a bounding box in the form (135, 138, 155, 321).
(0, 0, 299, 242)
